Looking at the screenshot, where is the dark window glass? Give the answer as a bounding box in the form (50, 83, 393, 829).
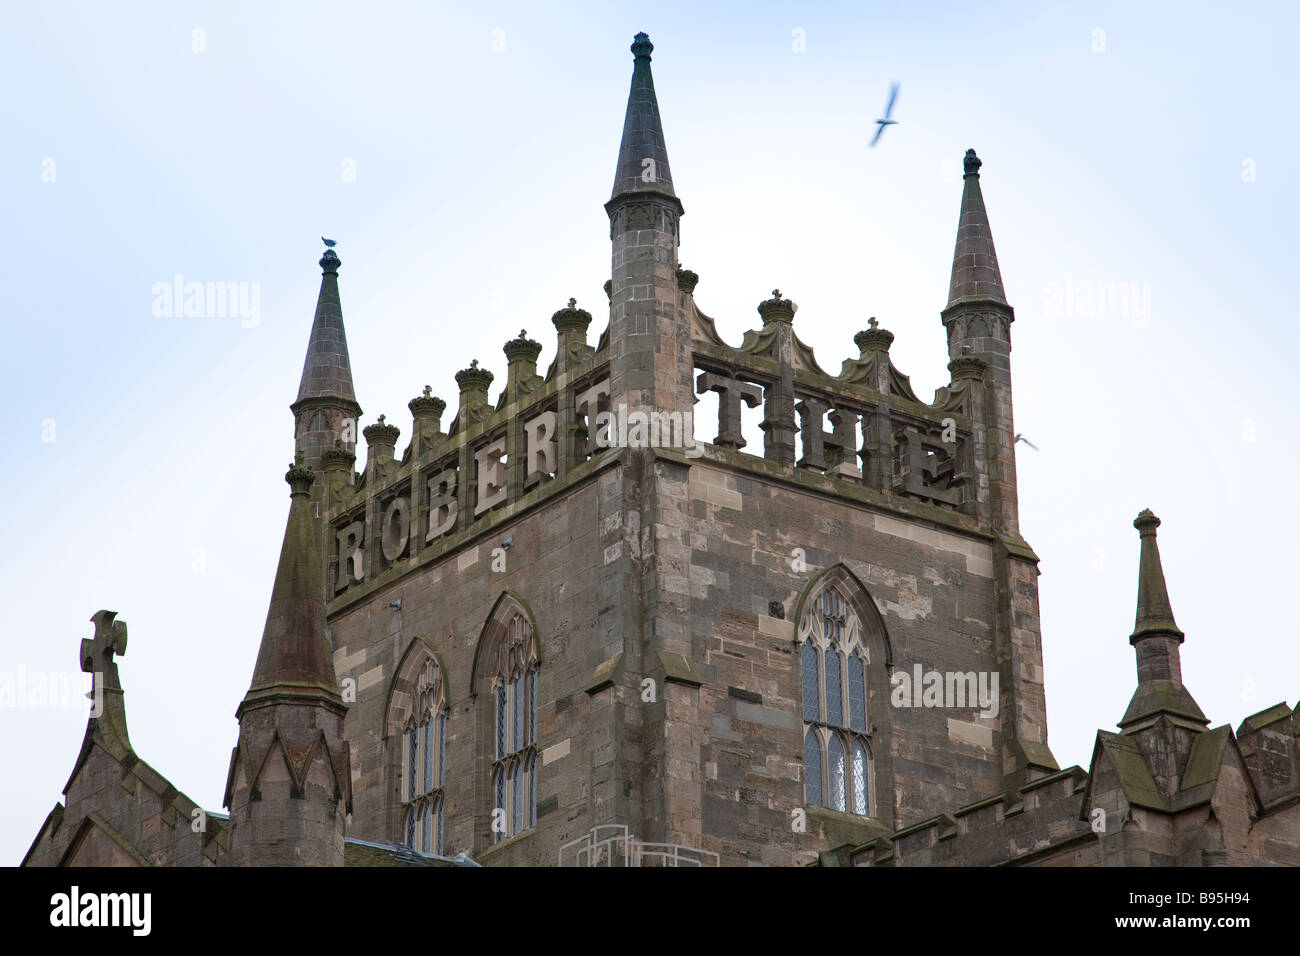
(828, 734, 846, 812)
(825, 648, 842, 727)
(801, 640, 819, 722)
(804, 727, 823, 807)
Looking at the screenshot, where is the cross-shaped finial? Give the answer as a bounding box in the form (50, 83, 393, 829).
(772, 289, 782, 299)
(81, 610, 128, 675)
(567, 298, 577, 309)
(423, 385, 432, 398)
(868, 316, 878, 329)
(519, 329, 528, 338)
(470, 359, 479, 369)
(378, 414, 386, 425)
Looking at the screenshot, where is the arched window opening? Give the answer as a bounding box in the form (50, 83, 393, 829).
(394, 655, 448, 855)
(488, 610, 539, 844)
(799, 583, 874, 817)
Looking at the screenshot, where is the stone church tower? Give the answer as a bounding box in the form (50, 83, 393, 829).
(21, 32, 1300, 868)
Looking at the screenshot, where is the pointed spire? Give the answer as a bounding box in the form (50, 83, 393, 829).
(946, 149, 1007, 308)
(239, 464, 342, 714)
(296, 247, 358, 405)
(610, 32, 677, 203)
(1120, 509, 1207, 729)
(1131, 509, 1183, 640)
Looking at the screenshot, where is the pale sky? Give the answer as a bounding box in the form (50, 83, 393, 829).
(2, 1, 1297, 864)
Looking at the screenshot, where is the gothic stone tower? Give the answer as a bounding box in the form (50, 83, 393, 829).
(310, 33, 1058, 866)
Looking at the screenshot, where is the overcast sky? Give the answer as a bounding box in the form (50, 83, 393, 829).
(2, 1, 1297, 864)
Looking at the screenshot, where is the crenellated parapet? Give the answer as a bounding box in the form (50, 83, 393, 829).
(323, 300, 614, 610)
(817, 766, 1093, 867)
(688, 282, 988, 523)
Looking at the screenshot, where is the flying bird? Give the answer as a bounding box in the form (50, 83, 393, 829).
(322, 237, 337, 248)
(1015, 433, 1039, 451)
(869, 82, 900, 147)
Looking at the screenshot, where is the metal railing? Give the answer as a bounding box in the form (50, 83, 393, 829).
(558, 824, 719, 867)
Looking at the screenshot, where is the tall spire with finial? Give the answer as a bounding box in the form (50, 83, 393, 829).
(947, 149, 1007, 308)
(610, 32, 677, 203)
(293, 241, 364, 476)
(1119, 510, 1207, 729)
(939, 148, 1021, 538)
(605, 32, 690, 418)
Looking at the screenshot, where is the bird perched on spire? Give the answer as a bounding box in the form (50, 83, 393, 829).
(321, 237, 337, 248)
(869, 82, 900, 147)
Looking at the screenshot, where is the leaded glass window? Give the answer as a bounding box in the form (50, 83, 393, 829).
(851, 739, 868, 815)
(398, 656, 448, 855)
(828, 733, 846, 812)
(490, 610, 539, 843)
(804, 728, 823, 807)
(799, 583, 873, 817)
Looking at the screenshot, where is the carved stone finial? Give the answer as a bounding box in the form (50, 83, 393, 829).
(758, 289, 796, 323)
(504, 328, 543, 363)
(455, 361, 495, 392)
(408, 387, 447, 419)
(1134, 508, 1161, 534)
(631, 32, 653, 59)
(552, 298, 593, 333)
(285, 462, 316, 495)
(322, 442, 357, 471)
(504, 330, 540, 364)
(854, 320, 894, 354)
(363, 416, 401, 446)
(963, 148, 982, 176)
(947, 355, 988, 382)
(81, 610, 128, 675)
(676, 268, 699, 294)
(319, 248, 341, 274)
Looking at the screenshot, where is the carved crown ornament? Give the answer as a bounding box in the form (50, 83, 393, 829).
(408, 385, 447, 418)
(854, 317, 895, 354)
(757, 288, 796, 321)
(552, 298, 593, 333)
(455, 360, 495, 393)
(362, 415, 401, 447)
(504, 329, 543, 363)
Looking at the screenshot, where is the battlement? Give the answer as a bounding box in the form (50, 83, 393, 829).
(686, 282, 983, 515)
(322, 299, 614, 613)
(815, 766, 1092, 867)
(323, 275, 999, 613)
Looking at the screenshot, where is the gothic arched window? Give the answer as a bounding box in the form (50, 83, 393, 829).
(800, 585, 872, 816)
(490, 611, 538, 843)
(398, 656, 447, 855)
